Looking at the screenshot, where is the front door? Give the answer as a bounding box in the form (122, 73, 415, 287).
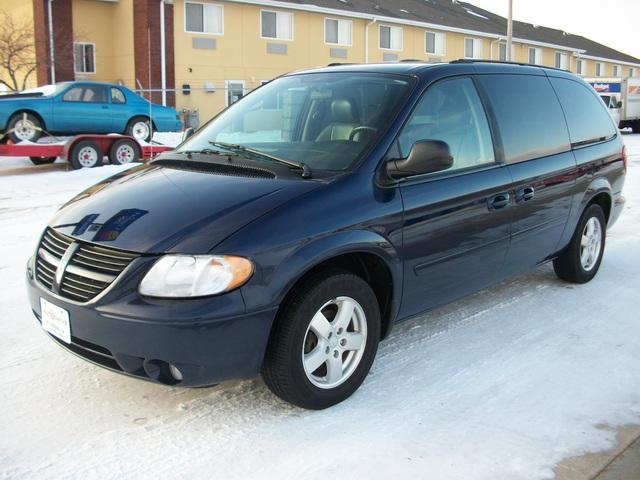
(53, 84, 112, 133)
(395, 77, 513, 318)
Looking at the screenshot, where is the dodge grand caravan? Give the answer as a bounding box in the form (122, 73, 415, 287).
(26, 62, 626, 409)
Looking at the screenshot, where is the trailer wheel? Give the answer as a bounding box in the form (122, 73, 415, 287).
(109, 138, 141, 165)
(29, 156, 57, 165)
(69, 140, 102, 169)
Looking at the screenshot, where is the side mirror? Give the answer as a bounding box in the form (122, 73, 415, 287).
(616, 101, 622, 108)
(182, 127, 195, 142)
(386, 140, 454, 179)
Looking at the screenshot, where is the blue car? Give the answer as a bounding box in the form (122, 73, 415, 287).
(0, 81, 182, 143)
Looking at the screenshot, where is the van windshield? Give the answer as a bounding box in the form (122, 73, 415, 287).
(177, 73, 413, 171)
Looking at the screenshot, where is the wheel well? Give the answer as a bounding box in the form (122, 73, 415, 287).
(279, 252, 395, 339)
(588, 192, 612, 223)
(9, 110, 46, 130)
(127, 116, 157, 131)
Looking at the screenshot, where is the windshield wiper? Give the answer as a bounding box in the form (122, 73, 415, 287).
(178, 148, 233, 157)
(209, 141, 312, 178)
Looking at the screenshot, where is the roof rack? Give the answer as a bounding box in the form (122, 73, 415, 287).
(450, 59, 569, 72)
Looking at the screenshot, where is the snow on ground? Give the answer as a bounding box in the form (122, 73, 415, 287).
(1, 136, 640, 480)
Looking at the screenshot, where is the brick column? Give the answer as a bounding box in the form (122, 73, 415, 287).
(134, 0, 175, 107)
(32, 0, 74, 85)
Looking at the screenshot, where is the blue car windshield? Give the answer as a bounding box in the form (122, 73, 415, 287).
(177, 73, 413, 171)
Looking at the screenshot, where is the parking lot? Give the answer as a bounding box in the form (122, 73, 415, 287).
(1, 135, 639, 480)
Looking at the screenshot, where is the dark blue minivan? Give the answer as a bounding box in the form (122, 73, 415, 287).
(26, 62, 626, 409)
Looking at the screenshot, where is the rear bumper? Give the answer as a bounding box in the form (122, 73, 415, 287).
(26, 257, 277, 387)
(609, 192, 626, 228)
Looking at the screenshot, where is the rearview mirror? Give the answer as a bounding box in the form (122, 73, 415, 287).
(386, 140, 453, 179)
(182, 127, 195, 142)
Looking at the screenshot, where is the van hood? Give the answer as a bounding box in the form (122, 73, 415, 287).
(49, 162, 323, 254)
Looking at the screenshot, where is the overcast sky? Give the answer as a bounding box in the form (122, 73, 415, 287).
(467, 0, 640, 59)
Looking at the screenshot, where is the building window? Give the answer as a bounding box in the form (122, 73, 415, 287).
(185, 2, 223, 35)
(464, 38, 483, 59)
(74, 43, 95, 74)
(576, 59, 583, 75)
(261, 10, 293, 41)
(554, 52, 568, 69)
(425, 31, 445, 55)
(631, 67, 637, 77)
(225, 80, 245, 107)
(612, 65, 621, 76)
(595, 62, 604, 76)
(528, 47, 542, 65)
(325, 18, 352, 46)
(379, 25, 402, 50)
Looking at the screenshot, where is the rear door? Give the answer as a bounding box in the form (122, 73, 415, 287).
(53, 84, 111, 133)
(395, 76, 513, 318)
(475, 74, 576, 275)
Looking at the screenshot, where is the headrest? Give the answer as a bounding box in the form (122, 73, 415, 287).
(331, 99, 357, 123)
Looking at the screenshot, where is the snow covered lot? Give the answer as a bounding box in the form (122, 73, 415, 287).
(1, 136, 639, 480)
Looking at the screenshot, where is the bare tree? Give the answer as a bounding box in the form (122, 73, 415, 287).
(0, 10, 40, 91)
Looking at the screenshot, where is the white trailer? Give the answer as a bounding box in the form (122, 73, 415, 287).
(585, 77, 640, 132)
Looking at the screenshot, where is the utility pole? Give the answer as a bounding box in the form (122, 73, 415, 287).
(506, 0, 513, 61)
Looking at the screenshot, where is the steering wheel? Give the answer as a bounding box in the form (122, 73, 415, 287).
(349, 126, 378, 141)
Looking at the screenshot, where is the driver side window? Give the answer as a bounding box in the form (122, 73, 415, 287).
(397, 77, 495, 173)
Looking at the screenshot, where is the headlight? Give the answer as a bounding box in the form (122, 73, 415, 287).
(139, 255, 253, 298)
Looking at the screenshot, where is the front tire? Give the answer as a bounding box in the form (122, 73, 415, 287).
(262, 270, 380, 409)
(7, 112, 43, 143)
(126, 116, 152, 142)
(554, 204, 606, 283)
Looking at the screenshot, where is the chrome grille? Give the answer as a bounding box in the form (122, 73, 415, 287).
(35, 228, 139, 302)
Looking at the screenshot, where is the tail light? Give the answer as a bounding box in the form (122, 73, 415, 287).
(622, 144, 628, 171)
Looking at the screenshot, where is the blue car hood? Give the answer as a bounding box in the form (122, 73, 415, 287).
(50, 163, 323, 254)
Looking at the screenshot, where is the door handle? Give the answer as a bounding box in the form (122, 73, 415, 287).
(101, 105, 109, 109)
(516, 186, 535, 203)
(488, 193, 510, 210)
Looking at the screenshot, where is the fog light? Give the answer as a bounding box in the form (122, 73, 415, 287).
(169, 363, 183, 381)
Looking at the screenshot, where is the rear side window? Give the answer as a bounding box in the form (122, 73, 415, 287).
(477, 75, 570, 163)
(397, 77, 495, 172)
(549, 78, 617, 146)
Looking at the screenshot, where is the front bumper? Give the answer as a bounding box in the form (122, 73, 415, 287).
(26, 256, 277, 387)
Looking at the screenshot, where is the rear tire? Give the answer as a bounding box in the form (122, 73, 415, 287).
(262, 270, 380, 409)
(125, 116, 152, 142)
(553, 204, 606, 283)
(109, 138, 140, 165)
(69, 140, 102, 169)
(29, 156, 56, 165)
(7, 112, 43, 143)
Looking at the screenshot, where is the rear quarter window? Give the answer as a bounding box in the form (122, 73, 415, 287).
(549, 78, 617, 146)
(476, 74, 570, 163)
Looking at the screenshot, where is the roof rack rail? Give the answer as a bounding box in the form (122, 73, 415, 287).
(450, 59, 569, 72)
(326, 62, 355, 67)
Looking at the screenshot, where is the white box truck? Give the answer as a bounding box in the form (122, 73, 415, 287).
(585, 77, 640, 132)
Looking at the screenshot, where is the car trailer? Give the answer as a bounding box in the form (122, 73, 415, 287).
(0, 134, 173, 169)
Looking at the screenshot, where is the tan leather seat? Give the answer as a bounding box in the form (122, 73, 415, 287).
(315, 99, 359, 141)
